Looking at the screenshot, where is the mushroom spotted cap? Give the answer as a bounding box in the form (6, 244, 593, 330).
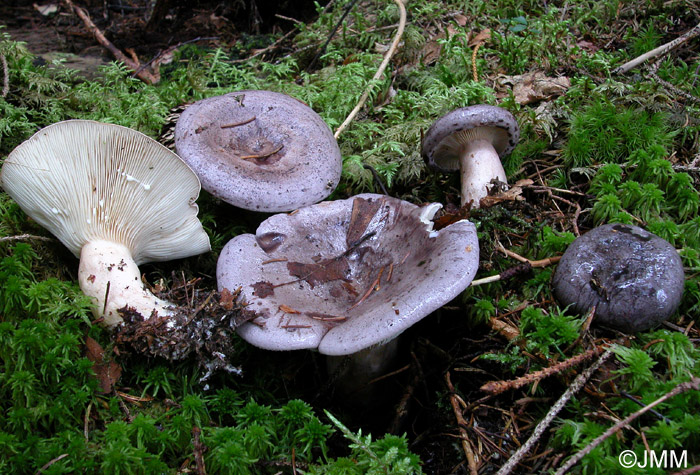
(552, 223, 685, 333)
(0, 120, 211, 264)
(175, 90, 342, 212)
(217, 194, 479, 355)
(422, 104, 520, 173)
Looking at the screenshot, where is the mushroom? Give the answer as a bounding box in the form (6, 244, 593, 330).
(174, 90, 342, 212)
(552, 223, 685, 333)
(0, 120, 211, 328)
(422, 104, 520, 208)
(216, 194, 479, 393)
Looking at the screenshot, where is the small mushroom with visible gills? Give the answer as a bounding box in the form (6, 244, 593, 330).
(217, 194, 479, 399)
(552, 223, 685, 333)
(422, 104, 520, 208)
(175, 90, 342, 212)
(0, 120, 211, 328)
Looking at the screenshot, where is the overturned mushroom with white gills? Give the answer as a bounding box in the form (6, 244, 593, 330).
(217, 194, 479, 398)
(0, 120, 211, 328)
(422, 104, 520, 208)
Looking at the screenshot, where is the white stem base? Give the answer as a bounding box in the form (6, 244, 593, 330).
(459, 139, 508, 208)
(78, 240, 173, 328)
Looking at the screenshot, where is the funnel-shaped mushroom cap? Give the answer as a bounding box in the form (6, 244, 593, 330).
(175, 90, 342, 212)
(217, 194, 479, 356)
(552, 224, 684, 333)
(1, 120, 210, 263)
(422, 104, 519, 173)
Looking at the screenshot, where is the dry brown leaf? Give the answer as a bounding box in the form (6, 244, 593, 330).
(479, 179, 534, 208)
(469, 28, 491, 46)
(496, 71, 570, 105)
(85, 336, 122, 394)
(420, 31, 445, 66)
(453, 13, 468, 26)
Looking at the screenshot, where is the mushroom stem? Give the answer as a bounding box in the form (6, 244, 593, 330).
(459, 139, 508, 208)
(78, 240, 173, 328)
(326, 338, 400, 406)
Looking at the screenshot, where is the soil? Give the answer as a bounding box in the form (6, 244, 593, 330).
(0, 0, 318, 79)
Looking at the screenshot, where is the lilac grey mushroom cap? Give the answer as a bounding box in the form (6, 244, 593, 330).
(422, 105, 520, 207)
(552, 224, 685, 333)
(174, 90, 342, 212)
(216, 194, 479, 356)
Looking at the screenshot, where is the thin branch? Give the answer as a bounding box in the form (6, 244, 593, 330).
(0, 234, 53, 243)
(496, 349, 613, 475)
(481, 346, 603, 395)
(554, 375, 700, 475)
(445, 371, 479, 475)
(61, 0, 159, 84)
(613, 22, 700, 74)
(1, 52, 8, 97)
(334, 0, 407, 138)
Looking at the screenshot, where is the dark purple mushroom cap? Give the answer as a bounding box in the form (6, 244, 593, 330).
(217, 194, 479, 356)
(421, 104, 520, 173)
(175, 90, 342, 212)
(552, 223, 685, 333)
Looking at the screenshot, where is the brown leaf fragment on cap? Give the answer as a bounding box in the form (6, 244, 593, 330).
(286, 257, 351, 288)
(346, 197, 383, 248)
(252, 281, 275, 298)
(85, 336, 122, 394)
(279, 304, 300, 314)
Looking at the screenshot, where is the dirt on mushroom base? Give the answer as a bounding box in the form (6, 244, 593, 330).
(114, 280, 256, 381)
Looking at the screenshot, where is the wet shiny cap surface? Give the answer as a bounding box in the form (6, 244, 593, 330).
(552, 223, 685, 333)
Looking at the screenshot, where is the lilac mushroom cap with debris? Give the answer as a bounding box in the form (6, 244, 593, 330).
(174, 90, 342, 212)
(216, 193, 479, 356)
(0, 120, 211, 328)
(422, 104, 520, 208)
(552, 223, 685, 333)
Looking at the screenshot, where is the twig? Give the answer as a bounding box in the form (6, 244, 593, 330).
(132, 36, 218, 80)
(481, 346, 603, 395)
(471, 41, 483, 82)
(0, 234, 53, 243)
(239, 144, 284, 160)
(671, 465, 700, 475)
(61, 0, 159, 84)
(334, 0, 407, 138)
(363, 164, 390, 195)
(306, 0, 359, 71)
(496, 349, 613, 475)
(1, 52, 8, 97)
(445, 371, 479, 475)
(470, 262, 533, 287)
(221, 116, 256, 128)
(647, 60, 700, 105)
(192, 426, 207, 475)
(496, 242, 562, 268)
(84, 401, 92, 443)
(34, 454, 69, 475)
(554, 375, 700, 475)
(613, 22, 700, 74)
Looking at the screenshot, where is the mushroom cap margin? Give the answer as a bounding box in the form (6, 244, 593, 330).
(217, 193, 480, 355)
(422, 104, 520, 173)
(175, 90, 342, 212)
